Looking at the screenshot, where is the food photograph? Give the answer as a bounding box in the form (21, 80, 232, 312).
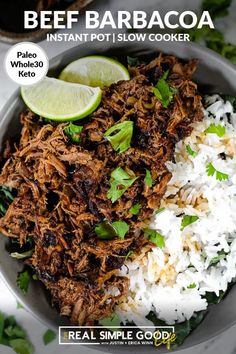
(0, 0, 236, 354)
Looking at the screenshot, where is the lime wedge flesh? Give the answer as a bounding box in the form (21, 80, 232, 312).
(21, 77, 102, 122)
(59, 56, 130, 87)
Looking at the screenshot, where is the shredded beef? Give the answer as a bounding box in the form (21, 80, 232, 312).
(0, 54, 203, 324)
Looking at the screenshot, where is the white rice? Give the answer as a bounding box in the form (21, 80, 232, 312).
(117, 94, 236, 326)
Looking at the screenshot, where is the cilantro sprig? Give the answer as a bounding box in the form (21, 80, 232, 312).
(181, 215, 199, 231)
(205, 124, 226, 137)
(0, 312, 34, 354)
(64, 123, 83, 143)
(144, 229, 165, 248)
(206, 162, 229, 181)
(107, 167, 138, 203)
(153, 71, 177, 108)
(104, 121, 133, 153)
(95, 220, 129, 240)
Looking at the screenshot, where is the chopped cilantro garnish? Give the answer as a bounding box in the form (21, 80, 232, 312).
(104, 121, 133, 153)
(144, 229, 165, 248)
(64, 123, 83, 143)
(0, 312, 34, 354)
(187, 283, 197, 289)
(0, 186, 14, 217)
(10, 250, 33, 260)
(16, 270, 31, 295)
(9, 339, 34, 354)
(209, 250, 227, 266)
(153, 71, 177, 108)
(144, 169, 152, 187)
(112, 221, 129, 240)
(107, 167, 138, 203)
(206, 162, 229, 181)
(100, 313, 121, 331)
(129, 203, 141, 215)
(16, 302, 24, 310)
(125, 250, 134, 259)
(95, 220, 129, 240)
(205, 124, 226, 137)
(181, 215, 199, 231)
(156, 207, 165, 214)
(43, 329, 56, 345)
(127, 56, 141, 67)
(186, 144, 198, 157)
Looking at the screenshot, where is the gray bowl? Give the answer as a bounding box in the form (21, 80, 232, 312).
(0, 41, 236, 353)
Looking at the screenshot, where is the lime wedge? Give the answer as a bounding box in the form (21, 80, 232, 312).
(21, 77, 102, 122)
(59, 56, 130, 87)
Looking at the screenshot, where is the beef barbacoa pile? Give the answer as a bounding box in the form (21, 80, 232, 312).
(0, 54, 203, 325)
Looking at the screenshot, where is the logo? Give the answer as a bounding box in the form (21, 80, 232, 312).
(59, 326, 177, 349)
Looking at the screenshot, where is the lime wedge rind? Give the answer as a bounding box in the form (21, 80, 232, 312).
(21, 77, 102, 122)
(59, 55, 130, 88)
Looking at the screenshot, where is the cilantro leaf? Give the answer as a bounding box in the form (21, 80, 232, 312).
(181, 215, 199, 231)
(10, 250, 33, 260)
(95, 222, 117, 239)
(0, 186, 15, 217)
(99, 313, 121, 331)
(153, 71, 177, 108)
(206, 162, 229, 181)
(209, 250, 227, 266)
(0, 312, 4, 343)
(147, 310, 206, 349)
(129, 203, 141, 215)
(127, 56, 141, 67)
(9, 339, 34, 354)
(205, 124, 226, 137)
(144, 169, 152, 187)
(0, 312, 34, 354)
(186, 144, 198, 157)
(43, 329, 56, 345)
(4, 325, 26, 339)
(125, 250, 134, 259)
(16, 302, 24, 310)
(156, 207, 165, 214)
(95, 221, 129, 240)
(112, 221, 129, 239)
(144, 229, 165, 248)
(107, 167, 138, 203)
(202, 0, 232, 19)
(204, 289, 227, 304)
(187, 283, 197, 289)
(16, 270, 31, 295)
(64, 123, 83, 143)
(104, 121, 133, 153)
